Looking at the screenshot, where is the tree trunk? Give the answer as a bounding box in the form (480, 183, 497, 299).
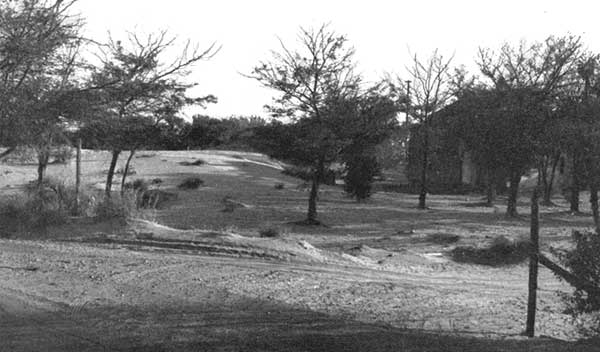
(418, 123, 429, 210)
(306, 158, 324, 224)
(525, 187, 540, 338)
(540, 154, 560, 206)
(485, 168, 496, 206)
(36, 149, 50, 187)
(74, 139, 81, 215)
(506, 171, 521, 217)
(105, 150, 121, 199)
(570, 155, 581, 213)
(590, 183, 600, 234)
(120, 149, 136, 196)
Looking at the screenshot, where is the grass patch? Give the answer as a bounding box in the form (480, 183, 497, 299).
(424, 233, 460, 245)
(258, 227, 280, 238)
(450, 236, 530, 266)
(179, 159, 206, 166)
(178, 177, 204, 190)
(137, 189, 178, 209)
(136, 153, 157, 159)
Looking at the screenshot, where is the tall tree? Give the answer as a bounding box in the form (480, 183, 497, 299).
(0, 0, 86, 185)
(476, 36, 582, 216)
(389, 50, 454, 209)
(249, 24, 361, 224)
(88, 32, 218, 198)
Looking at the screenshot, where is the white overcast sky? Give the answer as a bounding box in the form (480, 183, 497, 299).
(73, 0, 600, 119)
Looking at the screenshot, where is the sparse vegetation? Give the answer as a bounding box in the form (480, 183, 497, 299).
(450, 236, 530, 266)
(177, 177, 204, 190)
(95, 196, 133, 221)
(179, 159, 206, 166)
(425, 233, 460, 245)
(137, 189, 178, 209)
(258, 227, 280, 238)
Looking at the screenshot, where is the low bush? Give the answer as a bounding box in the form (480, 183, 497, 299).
(151, 178, 163, 185)
(179, 159, 206, 166)
(554, 230, 600, 336)
(274, 183, 285, 190)
(137, 189, 178, 209)
(50, 145, 74, 164)
(258, 227, 280, 238)
(95, 196, 133, 221)
(177, 177, 204, 190)
(450, 236, 530, 266)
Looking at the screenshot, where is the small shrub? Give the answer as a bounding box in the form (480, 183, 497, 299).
(221, 195, 247, 212)
(151, 178, 163, 185)
(95, 196, 133, 221)
(554, 231, 600, 336)
(50, 145, 74, 164)
(274, 183, 285, 190)
(137, 189, 178, 209)
(132, 178, 149, 192)
(344, 153, 380, 201)
(258, 227, 280, 238)
(179, 159, 206, 166)
(178, 177, 204, 190)
(0, 191, 69, 230)
(114, 166, 136, 175)
(450, 236, 530, 266)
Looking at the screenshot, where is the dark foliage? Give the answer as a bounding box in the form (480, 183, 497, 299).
(177, 177, 204, 190)
(450, 236, 530, 266)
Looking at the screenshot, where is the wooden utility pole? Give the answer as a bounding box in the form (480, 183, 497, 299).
(75, 138, 81, 215)
(525, 187, 540, 337)
(405, 80, 411, 125)
(404, 80, 411, 160)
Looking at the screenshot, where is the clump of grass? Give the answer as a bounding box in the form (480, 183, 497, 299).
(114, 166, 136, 175)
(274, 183, 285, 190)
(258, 227, 280, 238)
(136, 153, 156, 159)
(177, 177, 204, 190)
(95, 196, 133, 221)
(450, 235, 530, 266)
(179, 159, 206, 166)
(0, 177, 96, 230)
(137, 189, 178, 209)
(124, 178, 149, 192)
(425, 233, 460, 245)
(151, 178, 163, 185)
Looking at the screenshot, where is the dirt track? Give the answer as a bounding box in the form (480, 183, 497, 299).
(1, 236, 598, 352)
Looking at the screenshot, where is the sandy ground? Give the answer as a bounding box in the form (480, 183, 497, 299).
(1, 150, 599, 351)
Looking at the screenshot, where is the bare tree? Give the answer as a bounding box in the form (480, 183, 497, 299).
(87, 31, 218, 198)
(390, 50, 454, 209)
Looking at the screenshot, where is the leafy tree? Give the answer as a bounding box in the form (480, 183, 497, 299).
(339, 86, 399, 200)
(475, 36, 582, 216)
(0, 0, 85, 184)
(249, 24, 361, 224)
(87, 32, 218, 197)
